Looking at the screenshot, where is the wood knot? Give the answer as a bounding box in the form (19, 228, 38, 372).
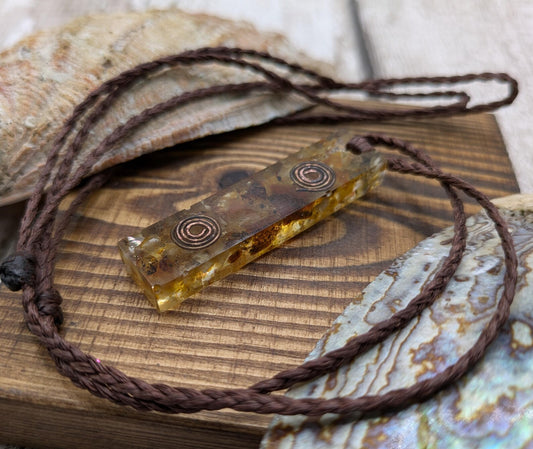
(36, 288, 64, 327)
(0, 252, 36, 291)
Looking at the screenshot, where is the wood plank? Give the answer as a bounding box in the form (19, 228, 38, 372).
(355, 0, 533, 193)
(0, 109, 519, 448)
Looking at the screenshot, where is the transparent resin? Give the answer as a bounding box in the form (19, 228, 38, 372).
(118, 130, 385, 311)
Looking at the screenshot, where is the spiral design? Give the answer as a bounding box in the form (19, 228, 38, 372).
(172, 215, 221, 250)
(290, 161, 336, 192)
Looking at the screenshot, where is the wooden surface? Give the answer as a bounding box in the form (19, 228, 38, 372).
(0, 111, 519, 449)
(356, 0, 533, 193)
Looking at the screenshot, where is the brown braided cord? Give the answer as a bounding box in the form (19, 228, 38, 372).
(1, 47, 518, 416)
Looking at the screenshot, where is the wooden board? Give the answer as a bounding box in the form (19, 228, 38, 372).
(0, 111, 519, 449)
(355, 0, 533, 193)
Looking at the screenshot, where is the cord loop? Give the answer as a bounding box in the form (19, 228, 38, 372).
(7, 47, 519, 416)
(35, 287, 64, 327)
(346, 136, 375, 154)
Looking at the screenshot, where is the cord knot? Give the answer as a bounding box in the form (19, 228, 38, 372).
(36, 288, 64, 327)
(346, 136, 375, 155)
(0, 252, 36, 291)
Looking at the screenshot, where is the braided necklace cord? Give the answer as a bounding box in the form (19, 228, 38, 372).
(0, 47, 519, 416)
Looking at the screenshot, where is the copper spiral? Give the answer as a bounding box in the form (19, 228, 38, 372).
(172, 215, 221, 250)
(290, 161, 336, 192)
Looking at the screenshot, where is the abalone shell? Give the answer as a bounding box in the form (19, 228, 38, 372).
(262, 194, 533, 449)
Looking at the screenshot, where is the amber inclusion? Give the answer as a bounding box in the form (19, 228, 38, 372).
(118, 130, 386, 312)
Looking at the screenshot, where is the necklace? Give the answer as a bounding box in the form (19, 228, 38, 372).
(0, 47, 519, 416)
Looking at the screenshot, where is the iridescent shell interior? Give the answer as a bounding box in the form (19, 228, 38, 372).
(262, 194, 533, 449)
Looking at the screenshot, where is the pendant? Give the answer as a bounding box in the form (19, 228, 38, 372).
(118, 130, 386, 312)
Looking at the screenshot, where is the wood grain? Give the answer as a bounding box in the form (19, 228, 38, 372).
(0, 111, 519, 448)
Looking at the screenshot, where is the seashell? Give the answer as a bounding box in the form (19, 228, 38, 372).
(0, 9, 324, 206)
(262, 193, 533, 449)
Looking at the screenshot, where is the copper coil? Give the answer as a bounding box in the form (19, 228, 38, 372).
(290, 161, 336, 192)
(172, 215, 221, 250)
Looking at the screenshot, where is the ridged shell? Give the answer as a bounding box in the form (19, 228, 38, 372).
(0, 9, 323, 206)
(262, 194, 533, 449)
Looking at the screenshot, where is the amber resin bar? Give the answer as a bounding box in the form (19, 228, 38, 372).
(118, 130, 386, 311)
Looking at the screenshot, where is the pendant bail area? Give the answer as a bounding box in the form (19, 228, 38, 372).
(118, 130, 386, 312)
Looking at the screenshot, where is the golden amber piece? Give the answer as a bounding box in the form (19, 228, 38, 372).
(118, 131, 386, 311)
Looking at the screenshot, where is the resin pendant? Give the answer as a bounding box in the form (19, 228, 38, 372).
(118, 131, 386, 311)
